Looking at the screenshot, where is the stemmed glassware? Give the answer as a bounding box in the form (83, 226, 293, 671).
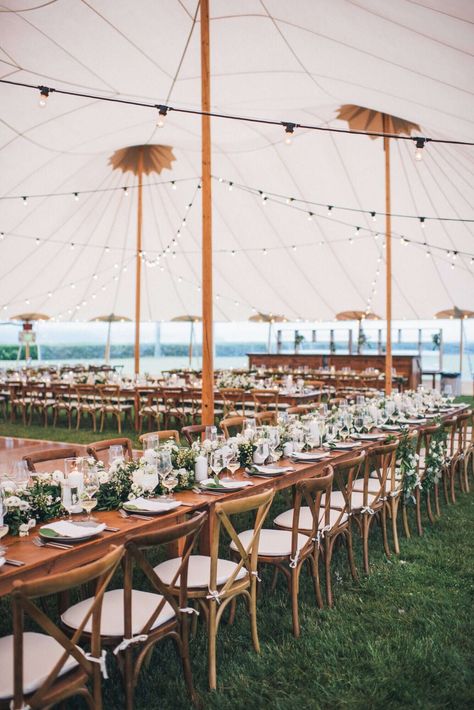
(14, 461, 30, 489)
(157, 450, 177, 499)
(210, 450, 225, 478)
(353, 416, 364, 435)
(81, 466, 99, 522)
(225, 451, 240, 478)
(109, 445, 124, 465)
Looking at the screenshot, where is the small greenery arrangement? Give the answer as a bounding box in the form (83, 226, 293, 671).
(396, 433, 420, 503)
(3, 473, 64, 536)
(424, 428, 447, 491)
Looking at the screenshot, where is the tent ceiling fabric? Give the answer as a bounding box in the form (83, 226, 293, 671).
(0, 0, 473, 323)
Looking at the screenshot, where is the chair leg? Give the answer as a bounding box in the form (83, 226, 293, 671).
(402, 501, 411, 538)
(324, 538, 335, 608)
(290, 567, 301, 637)
(426, 490, 435, 523)
(390, 498, 400, 555)
(180, 619, 198, 705)
(381, 506, 391, 559)
(415, 487, 423, 536)
(345, 525, 359, 582)
(362, 514, 370, 574)
(442, 471, 450, 504)
(270, 566, 279, 593)
(208, 600, 218, 690)
(434, 482, 441, 517)
(249, 579, 260, 653)
(450, 466, 457, 504)
(463, 457, 470, 493)
(309, 549, 324, 609)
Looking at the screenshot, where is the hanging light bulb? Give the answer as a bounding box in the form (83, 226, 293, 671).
(420, 217, 425, 229)
(327, 205, 333, 216)
(307, 212, 313, 221)
(38, 86, 50, 108)
(156, 104, 168, 128)
(171, 181, 177, 190)
(73, 192, 79, 201)
(283, 122, 295, 145)
(22, 196, 28, 206)
(228, 181, 233, 191)
(123, 187, 129, 197)
(370, 211, 376, 222)
(414, 137, 426, 161)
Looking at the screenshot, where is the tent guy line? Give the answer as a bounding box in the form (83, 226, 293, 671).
(1, 78, 474, 147)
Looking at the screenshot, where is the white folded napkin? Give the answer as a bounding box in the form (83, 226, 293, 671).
(253, 464, 294, 473)
(41, 521, 106, 538)
(201, 478, 253, 489)
(0, 557, 5, 568)
(124, 497, 182, 512)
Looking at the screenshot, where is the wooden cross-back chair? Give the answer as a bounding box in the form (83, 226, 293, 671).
(220, 416, 246, 439)
(52, 384, 77, 429)
(86, 437, 133, 464)
(181, 424, 206, 446)
(255, 410, 278, 426)
(446, 411, 471, 502)
(75, 384, 102, 432)
(136, 388, 161, 433)
(23, 446, 80, 473)
(62, 513, 207, 710)
(415, 422, 442, 535)
(0, 544, 123, 710)
(97, 385, 133, 434)
(159, 388, 186, 429)
(251, 388, 279, 413)
(242, 467, 334, 636)
(154, 490, 274, 689)
(351, 440, 399, 574)
(382, 429, 418, 553)
(218, 387, 247, 418)
(139, 430, 180, 446)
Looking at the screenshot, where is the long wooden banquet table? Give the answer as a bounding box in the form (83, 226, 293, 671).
(0, 406, 466, 597)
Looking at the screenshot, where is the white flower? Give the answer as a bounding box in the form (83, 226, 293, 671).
(19, 523, 30, 537)
(52, 470, 64, 482)
(4, 495, 22, 508)
(98, 471, 109, 484)
(28, 518, 36, 529)
(19, 501, 30, 511)
(1, 482, 16, 495)
(132, 469, 145, 488)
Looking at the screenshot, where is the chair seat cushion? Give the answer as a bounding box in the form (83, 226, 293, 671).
(274, 507, 348, 532)
(61, 588, 175, 637)
(154, 555, 247, 588)
(230, 529, 310, 557)
(321, 489, 379, 510)
(352, 478, 385, 494)
(0, 632, 79, 699)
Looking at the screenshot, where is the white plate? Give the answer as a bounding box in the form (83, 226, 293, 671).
(291, 452, 329, 461)
(351, 433, 385, 440)
(200, 478, 253, 492)
(123, 497, 182, 514)
(39, 521, 105, 543)
(323, 441, 362, 450)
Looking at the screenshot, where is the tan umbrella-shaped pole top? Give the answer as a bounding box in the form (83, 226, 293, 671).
(89, 314, 132, 323)
(108, 144, 176, 175)
(336, 105, 420, 139)
(10, 312, 50, 322)
(336, 310, 381, 322)
(249, 312, 287, 324)
(435, 308, 474, 320)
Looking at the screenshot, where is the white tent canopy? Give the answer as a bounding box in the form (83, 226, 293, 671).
(0, 0, 473, 324)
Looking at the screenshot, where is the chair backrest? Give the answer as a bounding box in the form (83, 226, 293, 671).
(251, 388, 279, 411)
(417, 423, 442, 460)
(454, 411, 471, 452)
(331, 450, 366, 521)
(181, 424, 206, 446)
(255, 411, 278, 426)
(86, 437, 133, 462)
(75, 384, 100, 405)
(286, 405, 313, 415)
(363, 440, 399, 507)
(139, 430, 180, 446)
(11, 545, 123, 710)
(219, 388, 246, 418)
(289, 466, 334, 557)
(443, 416, 457, 457)
(122, 512, 207, 639)
(23, 446, 79, 473)
(220, 416, 246, 438)
(210, 490, 274, 599)
(388, 430, 418, 496)
(97, 384, 123, 407)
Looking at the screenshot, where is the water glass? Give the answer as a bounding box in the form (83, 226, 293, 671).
(142, 434, 159, 451)
(82, 466, 99, 521)
(210, 450, 225, 477)
(109, 445, 124, 465)
(14, 461, 30, 488)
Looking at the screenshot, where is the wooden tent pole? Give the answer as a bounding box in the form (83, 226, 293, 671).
(105, 319, 112, 363)
(383, 114, 393, 395)
(200, 0, 214, 424)
(459, 318, 463, 378)
(134, 149, 143, 376)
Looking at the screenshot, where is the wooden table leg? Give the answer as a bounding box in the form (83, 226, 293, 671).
(198, 502, 216, 556)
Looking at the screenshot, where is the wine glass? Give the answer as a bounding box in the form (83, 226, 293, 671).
(363, 415, 373, 433)
(157, 450, 173, 496)
(81, 467, 99, 522)
(325, 423, 337, 444)
(353, 416, 364, 435)
(225, 452, 240, 478)
(161, 470, 179, 499)
(142, 434, 159, 452)
(142, 463, 159, 495)
(210, 450, 225, 478)
(292, 430, 305, 453)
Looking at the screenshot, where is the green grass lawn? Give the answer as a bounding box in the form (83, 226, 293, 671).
(0, 401, 473, 709)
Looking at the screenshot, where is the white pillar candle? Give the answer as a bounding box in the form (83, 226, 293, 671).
(195, 455, 208, 482)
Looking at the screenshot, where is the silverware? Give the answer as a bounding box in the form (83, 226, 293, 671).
(118, 510, 153, 521)
(104, 526, 120, 532)
(4, 558, 25, 567)
(32, 537, 73, 550)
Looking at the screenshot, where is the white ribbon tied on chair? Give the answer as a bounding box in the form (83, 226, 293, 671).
(206, 588, 222, 604)
(85, 649, 108, 678)
(251, 570, 262, 582)
(9, 703, 31, 710)
(179, 607, 200, 616)
(361, 506, 375, 515)
(289, 551, 300, 569)
(312, 524, 332, 547)
(113, 634, 148, 656)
